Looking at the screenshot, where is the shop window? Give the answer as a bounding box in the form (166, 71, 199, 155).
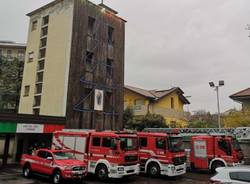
(24, 85, 30, 97)
(31, 20, 38, 31)
(139, 137, 147, 148)
(92, 137, 101, 147)
(108, 26, 114, 45)
(88, 16, 95, 37)
(42, 15, 49, 26)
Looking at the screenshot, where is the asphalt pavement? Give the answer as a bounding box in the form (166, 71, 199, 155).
(0, 166, 211, 184)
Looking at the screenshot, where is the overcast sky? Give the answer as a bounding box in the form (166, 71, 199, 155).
(1, 0, 250, 113)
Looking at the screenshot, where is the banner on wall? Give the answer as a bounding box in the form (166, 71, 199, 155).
(94, 89, 104, 111)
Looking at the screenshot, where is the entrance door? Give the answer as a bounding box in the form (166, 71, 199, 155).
(16, 139, 24, 161)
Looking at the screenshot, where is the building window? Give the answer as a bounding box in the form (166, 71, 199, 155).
(34, 95, 41, 107)
(42, 15, 49, 26)
(41, 27, 48, 37)
(92, 137, 101, 147)
(171, 97, 174, 109)
(88, 16, 95, 37)
(108, 26, 114, 45)
(24, 85, 30, 97)
(18, 50, 25, 61)
(37, 60, 45, 71)
(39, 48, 46, 59)
(35, 83, 43, 94)
(36, 72, 44, 83)
(31, 20, 38, 31)
(28, 52, 34, 62)
(33, 108, 40, 115)
(7, 50, 12, 60)
(139, 137, 147, 148)
(86, 51, 94, 71)
(106, 59, 113, 77)
(40, 38, 47, 48)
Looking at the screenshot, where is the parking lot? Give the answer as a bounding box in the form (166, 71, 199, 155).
(0, 166, 211, 184)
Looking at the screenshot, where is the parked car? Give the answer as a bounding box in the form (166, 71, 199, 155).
(20, 149, 87, 184)
(210, 166, 250, 184)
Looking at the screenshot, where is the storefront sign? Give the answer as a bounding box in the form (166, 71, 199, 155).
(0, 122, 17, 133)
(16, 124, 44, 133)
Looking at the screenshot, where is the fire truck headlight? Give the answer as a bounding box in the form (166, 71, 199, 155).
(118, 167, 124, 171)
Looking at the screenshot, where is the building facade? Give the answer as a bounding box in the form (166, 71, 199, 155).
(19, 0, 125, 130)
(124, 85, 190, 127)
(230, 88, 250, 110)
(0, 41, 26, 112)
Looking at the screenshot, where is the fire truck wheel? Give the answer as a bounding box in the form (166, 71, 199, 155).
(147, 162, 160, 177)
(96, 164, 108, 181)
(23, 163, 32, 178)
(211, 161, 225, 173)
(52, 170, 63, 184)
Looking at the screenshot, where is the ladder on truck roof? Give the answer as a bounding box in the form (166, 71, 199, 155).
(144, 128, 235, 136)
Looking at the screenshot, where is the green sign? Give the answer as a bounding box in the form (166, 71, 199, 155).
(0, 122, 17, 133)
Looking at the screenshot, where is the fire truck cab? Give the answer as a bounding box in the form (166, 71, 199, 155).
(137, 132, 186, 177)
(53, 130, 140, 181)
(190, 135, 244, 173)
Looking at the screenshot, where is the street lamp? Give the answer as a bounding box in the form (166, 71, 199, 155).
(209, 80, 224, 129)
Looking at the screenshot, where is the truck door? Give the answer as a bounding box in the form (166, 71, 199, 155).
(154, 137, 167, 157)
(215, 138, 232, 158)
(88, 136, 102, 171)
(193, 140, 209, 169)
(36, 151, 53, 175)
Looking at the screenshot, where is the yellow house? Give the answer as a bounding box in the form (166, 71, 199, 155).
(124, 85, 190, 127)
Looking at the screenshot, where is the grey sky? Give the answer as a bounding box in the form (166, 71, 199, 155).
(1, 0, 250, 113)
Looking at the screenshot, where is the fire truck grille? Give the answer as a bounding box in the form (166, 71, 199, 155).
(173, 156, 186, 166)
(125, 155, 138, 162)
(72, 166, 84, 171)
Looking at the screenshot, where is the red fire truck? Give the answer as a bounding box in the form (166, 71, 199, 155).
(137, 132, 186, 177)
(53, 130, 140, 181)
(190, 135, 244, 173)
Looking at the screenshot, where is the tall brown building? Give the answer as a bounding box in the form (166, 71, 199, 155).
(19, 0, 126, 130)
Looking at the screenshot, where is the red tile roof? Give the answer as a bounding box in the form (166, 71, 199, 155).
(125, 85, 190, 104)
(230, 88, 250, 98)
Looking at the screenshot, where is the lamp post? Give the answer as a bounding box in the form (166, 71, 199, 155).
(209, 81, 224, 129)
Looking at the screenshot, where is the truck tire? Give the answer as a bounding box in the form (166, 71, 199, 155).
(96, 164, 108, 181)
(211, 161, 225, 173)
(23, 163, 32, 178)
(147, 162, 160, 177)
(52, 170, 62, 184)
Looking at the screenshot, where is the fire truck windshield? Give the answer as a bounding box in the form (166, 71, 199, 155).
(120, 137, 138, 151)
(54, 151, 76, 160)
(168, 137, 184, 152)
(232, 139, 241, 151)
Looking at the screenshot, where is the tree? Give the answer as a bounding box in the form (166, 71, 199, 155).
(123, 107, 136, 129)
(0, 56, 24, 112)
(223, 110, 250, 128)
(188, 110, 218, 128)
